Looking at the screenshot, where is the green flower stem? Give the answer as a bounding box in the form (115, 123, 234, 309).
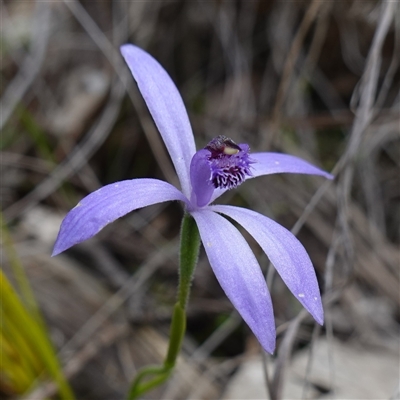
(164, 302, 186, 369)
(127, 365, 170, 399)
(177, 214, 201, 310)
(127, 214, 200, 399)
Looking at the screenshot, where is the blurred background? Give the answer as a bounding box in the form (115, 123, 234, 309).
(1, 1, 399, 399)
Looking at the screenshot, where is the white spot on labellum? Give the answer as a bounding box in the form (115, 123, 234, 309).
(275, 161, 280, 165)
(223, 147, 239, 155)
(298, 293, 305, 298)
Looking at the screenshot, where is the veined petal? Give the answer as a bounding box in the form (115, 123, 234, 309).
(210, 205, 324, 325)
(249, 152, 334, 180)
(191, 209, 276, 353)
(52, 179, 188, 256)
(120, 44, 196, 198)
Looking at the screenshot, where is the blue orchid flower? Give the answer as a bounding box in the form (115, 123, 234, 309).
(53, 44, 333, 354)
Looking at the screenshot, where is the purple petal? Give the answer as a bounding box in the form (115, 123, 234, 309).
(249, 152, 334, 180)
(189, 149, 214, 208)
(53, 179, 188, 256)
(120, 44, 196, 198)
(209, 151, 333, 204)
(210, 205, 324, 325)
(209, 187, 228, 204)
(191, 209, 276, 353)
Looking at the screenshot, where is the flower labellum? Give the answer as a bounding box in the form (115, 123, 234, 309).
(53, 44, 334, 354)
(204, 135, 253, 190)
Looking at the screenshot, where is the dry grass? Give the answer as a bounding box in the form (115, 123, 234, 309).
(1, 1, 399, 399)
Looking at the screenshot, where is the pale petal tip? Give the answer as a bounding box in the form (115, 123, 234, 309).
(314, 307, 324, 326)
(51, 235, 72, 257)
(120, 43, 133, 54)
(51, 248, 61, 257)
(324, 171, 335, 180)
(307, 296, 324, 325)
(262, 336, 276, 355)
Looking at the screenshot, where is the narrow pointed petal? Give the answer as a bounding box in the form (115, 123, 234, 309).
(249, 152, 334, 180)
(190, 149, 214, 208)
(210, 205, 324, 325)
(209, 151, 333, 204)
(191, 209, 276, 353)
(53, 179, 188, 256)
(120, 44, 196, 198)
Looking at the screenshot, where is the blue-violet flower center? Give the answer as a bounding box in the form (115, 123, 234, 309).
(205, 135, 253, 189)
